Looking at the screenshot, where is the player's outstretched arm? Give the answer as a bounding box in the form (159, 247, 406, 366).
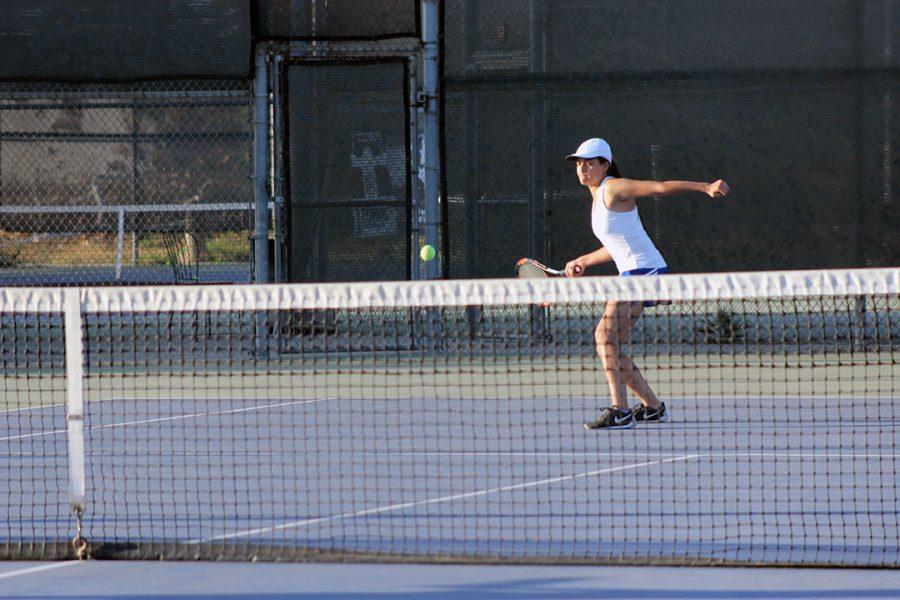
(607, 178, 730, 201)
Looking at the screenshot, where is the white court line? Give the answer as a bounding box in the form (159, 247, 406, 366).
(2, 438, 897, 461)
(702, 451, 900, 459)
(85, 397, 328, 432)
(3, 393, 891, 416)
(1, 402, 66, 415)
(307, 450, 900, 460)
(0, 398, 328, 443)
(5, 451, 896, 461)
(0, 395, 341, 416)
(188, 454, 700, 544)
(0, 561, 81, 581)
(3, 392, 894, 424)
(0, 427, 67, 443)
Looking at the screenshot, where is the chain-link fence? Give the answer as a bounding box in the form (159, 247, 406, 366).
(2, 1, 895, 285)
(0, 80, 252, 285)
(286, 60, 414, 283)
(442, 0, 898, 278)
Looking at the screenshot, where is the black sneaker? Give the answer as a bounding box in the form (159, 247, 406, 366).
(632, 402, 669, 423)
(583, 407, 635, 430)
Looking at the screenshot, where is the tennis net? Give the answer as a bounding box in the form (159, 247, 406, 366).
(1, 268, 897, 565)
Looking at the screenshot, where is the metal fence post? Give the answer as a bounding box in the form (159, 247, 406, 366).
(115, 207, 125, 281)
(272, 53, 285, 284)
(253, 47, 270, 285)
(252, 47, 271, 358)
(422, 0, 441, 279)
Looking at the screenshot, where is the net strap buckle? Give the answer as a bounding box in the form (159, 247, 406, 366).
(72, 508, 90, 560)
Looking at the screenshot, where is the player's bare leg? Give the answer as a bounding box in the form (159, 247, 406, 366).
(595, 301, 647, 409)
(584, 301, 648, 430)
(619, 352, 661, 408)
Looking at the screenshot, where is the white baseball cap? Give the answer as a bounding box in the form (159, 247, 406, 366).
(565, 138, 612, 163)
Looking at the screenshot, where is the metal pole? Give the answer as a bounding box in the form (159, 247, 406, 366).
(252, 47, 270, 358)
(115, 207, 125, 281)
(272, 54, 285, 283)
(408, 58, 421, 280)
(131, 100, 141, 270)
(252, 47, 270, 285)
(421, 0, 441, 279)
(63, 289, 86, 525)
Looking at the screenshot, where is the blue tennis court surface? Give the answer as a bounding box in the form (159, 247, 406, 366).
(1, 273, 897, 567)
(3, 392, 897, 566)
(1, 560, 899, 599)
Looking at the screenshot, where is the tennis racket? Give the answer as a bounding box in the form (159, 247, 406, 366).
(515, 258, 581, 279)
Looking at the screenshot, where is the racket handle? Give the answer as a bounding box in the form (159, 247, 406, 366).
(573, 264, 582, 275)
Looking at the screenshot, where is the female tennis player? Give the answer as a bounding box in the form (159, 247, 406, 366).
(563, 138, 730, 430)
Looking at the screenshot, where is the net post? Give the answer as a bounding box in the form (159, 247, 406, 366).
(63, 288, 88, 556)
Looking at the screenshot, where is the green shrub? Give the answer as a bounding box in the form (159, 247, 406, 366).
(205, 232, 249, 262)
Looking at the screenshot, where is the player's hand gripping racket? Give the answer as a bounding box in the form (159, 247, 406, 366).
(515, 258, 581, 279)
(515, 258, 576, 338)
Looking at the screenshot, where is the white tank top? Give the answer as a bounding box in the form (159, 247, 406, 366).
(591, 176, 667, 273)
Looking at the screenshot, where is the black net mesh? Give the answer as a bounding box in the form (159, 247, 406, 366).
(1, 272, 897, 565)
(257, 0, 418, 39)
(0, 1, 250, 81)
(443, 0, 899, 277)
(287, 62, 410, 282)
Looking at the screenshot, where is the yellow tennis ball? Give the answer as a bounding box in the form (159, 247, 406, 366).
(420, 244, 436, 261)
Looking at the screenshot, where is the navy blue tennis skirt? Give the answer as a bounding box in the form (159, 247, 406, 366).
(620, 266, 669, 307)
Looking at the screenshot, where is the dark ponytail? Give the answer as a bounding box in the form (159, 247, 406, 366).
(605, 160, 623, 178)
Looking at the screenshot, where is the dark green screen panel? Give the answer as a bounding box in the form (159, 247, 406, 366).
(287, 62, 409, 282)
